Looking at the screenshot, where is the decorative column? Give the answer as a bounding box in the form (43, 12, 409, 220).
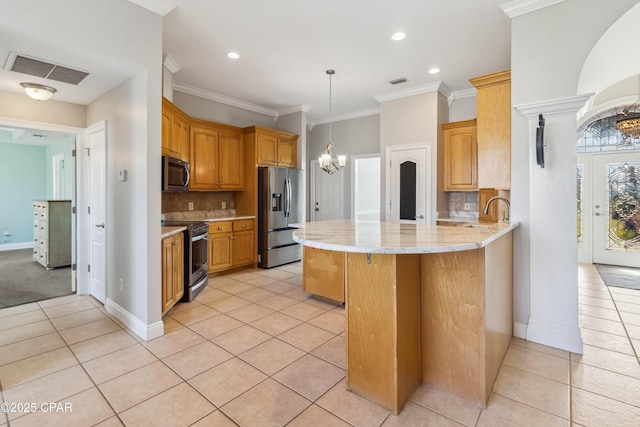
(515, 94, 591, 354)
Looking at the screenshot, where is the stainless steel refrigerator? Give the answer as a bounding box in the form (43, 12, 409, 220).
(258, 166, 303, 268)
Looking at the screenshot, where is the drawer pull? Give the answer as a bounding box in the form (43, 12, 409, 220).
(218, 226, 224, 230)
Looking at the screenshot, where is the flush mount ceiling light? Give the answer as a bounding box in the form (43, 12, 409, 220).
(391, 32, 406, 41)
(318, 70, 346, 175)
(227, 52, 240, 59)
(428, 67, 441, 74)
(20, 82, 57, 101)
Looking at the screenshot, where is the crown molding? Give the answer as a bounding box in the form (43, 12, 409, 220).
(500, 0, 566, 18)
(277, 104, 312, 116)
(127, 0, 177, 16)
(163, 54, 181, 74)
(310, 107, 380, 128)
(447, 88, 477, 106)
(173, 82, 278, 118)
(515, 93, 593, 119)
(374, 81, 449, 103)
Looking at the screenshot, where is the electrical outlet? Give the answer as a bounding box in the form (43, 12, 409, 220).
(188, 202, 194, 211)
(221, 201, 226, 209)
(464, 203, 470, 211)
(119, 278, 124, 291)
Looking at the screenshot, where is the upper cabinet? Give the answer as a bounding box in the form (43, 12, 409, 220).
(189, 119, 244, 191)
(245, 126, 298, 168)
(162, 97, 189, 162)
(443, 119, 477, 191)
(470, 70, 511, 190)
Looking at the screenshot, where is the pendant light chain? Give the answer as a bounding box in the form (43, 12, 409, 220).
(319, 69, 345, 174)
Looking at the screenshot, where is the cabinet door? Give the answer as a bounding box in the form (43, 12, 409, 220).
(161, 107, 173, 157)
(303, 246, 345, 303)
(257, 133, 278, 166)
(209, 232, 233, 272)
(443, 122, 477, 191)
(162, 236, 176, 314)
(190, 126, 219, 190)
(172, 234, 184, 302)
(218, 130, 244, 190)
(277, 136, 297, 168)
(172, 113, 189, 162)
(232, 230, 254, 267)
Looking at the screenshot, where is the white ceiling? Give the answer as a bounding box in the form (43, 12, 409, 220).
(163, 0, 512, 122)
(0, 0, 512, 124)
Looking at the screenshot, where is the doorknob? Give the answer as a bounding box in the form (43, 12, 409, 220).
(594, 213, 601, 216)
(417, 215, 424, 219)
(95, 223, 105, 228)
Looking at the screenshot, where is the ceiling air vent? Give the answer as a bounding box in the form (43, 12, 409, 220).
(5, 52, 90, 85)
(389, 77, 408, 85)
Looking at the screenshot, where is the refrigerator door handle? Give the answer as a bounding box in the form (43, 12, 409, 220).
(284, 177, 291, 217)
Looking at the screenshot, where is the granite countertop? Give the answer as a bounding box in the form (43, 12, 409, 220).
(292, 219, 519, 254)
(206, 216, 255, 222)
(161, 226, 187, 239)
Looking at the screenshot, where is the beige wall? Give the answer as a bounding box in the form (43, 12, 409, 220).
(173, 91, 275, 128)
(0, 90, 86, 128)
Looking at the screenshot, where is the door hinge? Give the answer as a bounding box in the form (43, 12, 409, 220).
(88, 206, 91, 214)
(72, 149, 76, 157)
(72, 206, 76, 214)
(88, 264, 91, 273)
(72, 263, 77, 271)
(389, 160, 392, 167)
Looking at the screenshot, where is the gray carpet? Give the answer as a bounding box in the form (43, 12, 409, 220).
(595, 264, 640, 290)
(0, 249, 72, 309)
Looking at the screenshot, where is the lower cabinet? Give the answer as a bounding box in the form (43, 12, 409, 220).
(209, 219, 255, 273)
(162, 232, 184, 315)
(303, 246, 345, 303)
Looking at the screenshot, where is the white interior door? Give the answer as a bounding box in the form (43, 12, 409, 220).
(387, 145, 430, 224)
(592, 152, 640, 268)
(352, 154, 381, 222)
(311, 160, 344, 221)
(88, 124, 106, 303)
(52, 153, 65, 199)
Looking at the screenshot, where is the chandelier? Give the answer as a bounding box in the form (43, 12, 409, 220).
(319, 70, 346, 174)
(615, 116, 640, 139)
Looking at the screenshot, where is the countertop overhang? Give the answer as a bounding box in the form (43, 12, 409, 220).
(292, 219, 519, 254)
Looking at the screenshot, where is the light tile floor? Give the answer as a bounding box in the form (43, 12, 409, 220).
(0, 263, 638, 426)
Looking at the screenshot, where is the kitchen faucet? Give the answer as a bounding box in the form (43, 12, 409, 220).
(483, 197, 511, 221)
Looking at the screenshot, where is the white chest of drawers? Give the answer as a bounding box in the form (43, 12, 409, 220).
(33, 200, 72, 269)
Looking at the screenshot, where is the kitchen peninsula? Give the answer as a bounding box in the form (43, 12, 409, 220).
(292, 220, 518, 413)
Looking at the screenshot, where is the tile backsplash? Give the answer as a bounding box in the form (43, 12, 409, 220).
(448, 192, 479, 213)
(162, 191, 234, 213)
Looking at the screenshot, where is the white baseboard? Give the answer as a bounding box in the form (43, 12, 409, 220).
(105, 298, 164, 341)
(526, 318, 583, 354)
(513, 322, 527, 339)
(0, 242, 34, 251)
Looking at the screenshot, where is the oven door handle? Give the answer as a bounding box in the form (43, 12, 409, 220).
(192, 233, 208, 243)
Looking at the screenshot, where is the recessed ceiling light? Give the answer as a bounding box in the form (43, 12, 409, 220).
(428, 67, 441, 74)
(227, 52, 240, 59)
(391, 32, 406, 41)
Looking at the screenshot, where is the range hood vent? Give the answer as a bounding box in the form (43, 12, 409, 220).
(4, 52, 90, 85)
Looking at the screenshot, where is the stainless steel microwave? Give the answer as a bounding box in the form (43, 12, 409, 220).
(162, 155, 189, 192)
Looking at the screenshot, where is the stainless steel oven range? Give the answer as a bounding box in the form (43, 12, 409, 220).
(162, 220, 209, 301)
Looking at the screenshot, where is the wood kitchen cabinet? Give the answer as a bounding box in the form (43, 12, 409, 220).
(470, 70, 511, 190)
(244, 126, 298, 168)
(162, 97, 189, 162)
(189, 120, 244, 191)
(303, 246, 345, 303)
(208, 219, 255, 273)
(162, 232, 184, 314)
(443, 120, 477, 191)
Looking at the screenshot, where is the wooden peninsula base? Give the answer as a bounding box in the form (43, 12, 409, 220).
(293, 220, 517, 414)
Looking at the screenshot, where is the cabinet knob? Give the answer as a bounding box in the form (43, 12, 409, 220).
(174, 241, 180, 246)
(241, 224, 246, 228)
(218, 226, 224, 230)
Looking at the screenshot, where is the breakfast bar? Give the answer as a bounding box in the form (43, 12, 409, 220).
(292, 219, 518, 413)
